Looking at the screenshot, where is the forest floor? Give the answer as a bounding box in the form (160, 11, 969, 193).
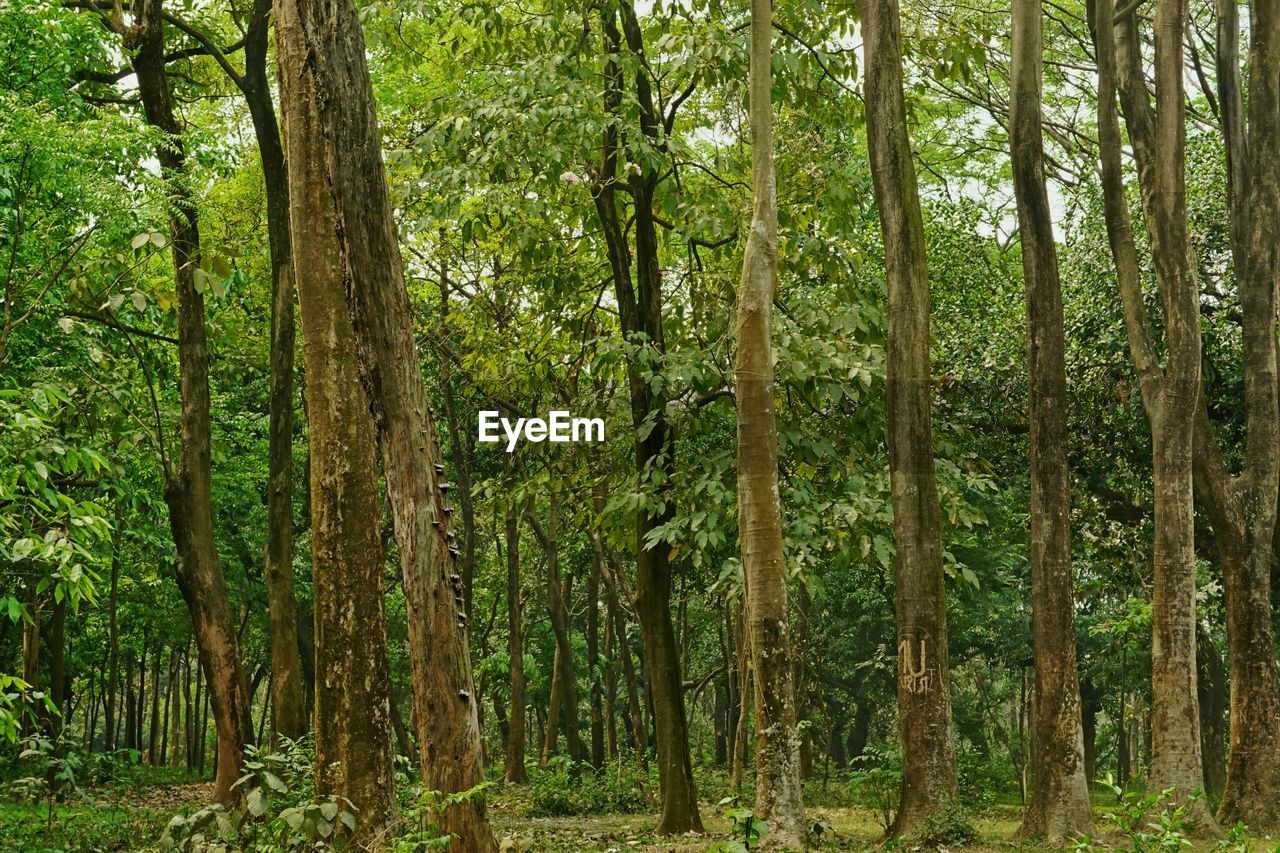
(0, 770, 1275, 852)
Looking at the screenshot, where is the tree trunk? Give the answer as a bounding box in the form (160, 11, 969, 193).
(21, 592, 41, 737)
(588, 523, 605, 770)
(734, 0, 806, 840)
(505, 504, 529, 783)
(439, 281, 477, 620)
(274, 0, 496, 844)
(105, 518, 120, 753)
(237, 0, 309, 743)
(274, 1, 397, 839)
(1009, 0, 1092, 838)
(48, 597, 66, 734)
(530, 513, 583, 764)
(1093, 0, 1218, 830)
(590, 5, 701, 833)
(861, 0, 959, 835)
(1196, 623, 1226, 802)
(111, 0, 253, 806)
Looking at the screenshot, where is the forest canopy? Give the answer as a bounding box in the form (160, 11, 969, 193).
(2, 0, 1279, 849)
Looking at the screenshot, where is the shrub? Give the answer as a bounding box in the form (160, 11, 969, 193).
(527, 757, 653, 817)
(919, 796, 977, 847)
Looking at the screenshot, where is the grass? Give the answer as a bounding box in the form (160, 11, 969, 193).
(0, 801, 170, 852)
(1, 767, 1277, 851)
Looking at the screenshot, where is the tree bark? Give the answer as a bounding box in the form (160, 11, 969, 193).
(1093, 0, 1221, 830)
(234, 0, 308, 744)
(588, 6, 701, 831)
(735, 0, 806, 841)
(105, 514, 120, 753)
(1009, 0, 1092, 838)
(274, 0, 397, 838)
(1196, 623, 1226, 802)
(273, 0, 495, 845)
(588, 522, 605, 770)
(861, 0, 959, 835)
(504, 503, 528, 783)
(114, 0, 253, 805)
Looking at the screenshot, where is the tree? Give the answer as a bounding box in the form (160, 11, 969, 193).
(504, 498, 528, 784)
(74, 0, 254, 806)
(1008, 0, 1092, 838)
(734, 0, 806, 842)
(1091, 0, 1217, 831)
(590, 3, 703, 832)
(861, 0, 959, 834)
(272, 0, 496, 846)
(273, 0, 396, 838)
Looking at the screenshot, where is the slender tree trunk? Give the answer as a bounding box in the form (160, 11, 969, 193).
(48, 597, 65, 734)
(236, 1, 309, 741)
(21, 592, 40, 737)
(505, 504, 528, 784)
(730, 598, 751, 793)
(105, 519, 120, 753)
(1196, 623, 1226, 802)
(102, 0, 254, 805)
(274, 0, 495, 844)
(734, 0, 805, 840)
(591, 6, 701, 833)
(439, 280, 477, 620)
(1009, 0, 1092, 838)
(861, 0, 958, 834)
(542, 646, 564, 767)
(274, 2, 397, 838)
(588, 524, 605, 770)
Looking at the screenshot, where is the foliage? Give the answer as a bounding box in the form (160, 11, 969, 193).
(526, 757, 654, 817)
(160, 737, 357, 852)
(708, 795, 770, 852)
(848, 746, 902, 833)
(1070, 776, 1214, 853)
(390, 781, 494, 851)
(918, 796, 978, 847)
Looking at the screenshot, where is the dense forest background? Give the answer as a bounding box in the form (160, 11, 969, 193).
(2, 0, 1279, 848)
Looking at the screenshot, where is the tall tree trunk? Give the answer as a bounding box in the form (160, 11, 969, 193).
(439, 281, 477, 620)
(590, 5, 701, 833)
(542, 646, 564, 767)
(48, 597, 66, 734)
(734, 0, 805, 840)
(236, 0, 309, 743)
(730, 599, 751, 792)
(147, 648, 161, 762)
(505, 504, 528, 784)
(1206, 0, 1280, 827)
(274, 1, 397, 839)
(274, 0, 495, 845)
(21, 592, 41, 737)
(105, 517, 120, 753)
(1093, 0, 1218, 830)
(1009, 0, 1092, 838)
(588, 524, 605, 770)
(861, 0, 959, 834)
(98, 0, 255, 806)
